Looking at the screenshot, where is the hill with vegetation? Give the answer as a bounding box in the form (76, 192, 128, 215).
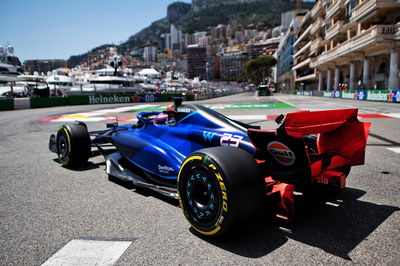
(68, 0, 314, 67)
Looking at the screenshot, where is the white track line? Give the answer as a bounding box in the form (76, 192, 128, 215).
(41, 239, 132, 266)
(387, 147, 400, 154)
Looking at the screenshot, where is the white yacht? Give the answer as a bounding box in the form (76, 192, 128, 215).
(46, 69, 74, 92)
(0, 45, 26, 97)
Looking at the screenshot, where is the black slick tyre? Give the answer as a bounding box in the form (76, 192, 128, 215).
(56, 123, 91, 167)
(178, 146, 264, 237)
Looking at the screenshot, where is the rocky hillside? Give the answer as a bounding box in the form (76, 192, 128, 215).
(68, 0, 313, 67)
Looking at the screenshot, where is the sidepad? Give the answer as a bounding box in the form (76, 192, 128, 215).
(248, 129, 311, 185)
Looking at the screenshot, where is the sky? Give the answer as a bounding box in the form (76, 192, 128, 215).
(0, 0, 192, 62)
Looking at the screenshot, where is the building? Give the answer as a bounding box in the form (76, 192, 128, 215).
(143, 46, 157, 62)
(220, 45, 248, 80)
(187, 44, 209, 80)
(170, 24, 183, 46)
(246, 38, 281, 59)
(24, 59, 67, 74)
(294, 0, 400, 91)
(276, 13, 305, 93)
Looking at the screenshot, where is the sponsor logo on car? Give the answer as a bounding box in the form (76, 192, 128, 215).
(158, 165, 174, 174)
(203, 131, 216, 143)
(267, 141, 296, 166)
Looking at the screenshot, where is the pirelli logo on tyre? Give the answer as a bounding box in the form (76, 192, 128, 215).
(267, 141, 296, 166)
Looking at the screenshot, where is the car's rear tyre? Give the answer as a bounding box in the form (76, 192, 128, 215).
(56, 123, 91, 167)
(178, 147, 264, 237)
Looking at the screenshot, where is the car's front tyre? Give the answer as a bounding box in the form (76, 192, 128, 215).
(56, 123, 91, 167)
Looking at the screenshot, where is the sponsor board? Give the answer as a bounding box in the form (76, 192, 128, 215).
(133, 94, 161, 103)
(332, 90, 341, 98)
(355, 90, 367, 101)
(89, 95, 132, 104)
(367, 90, 389, 102)
(341, 91, 356, 99)
(323, 91, 332, 97)
(389, 90, 400, 103)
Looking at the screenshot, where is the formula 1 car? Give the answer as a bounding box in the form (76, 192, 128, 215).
(49, 99, 370, 237)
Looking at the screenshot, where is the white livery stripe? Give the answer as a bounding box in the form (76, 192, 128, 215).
(41, 239, 132, 266)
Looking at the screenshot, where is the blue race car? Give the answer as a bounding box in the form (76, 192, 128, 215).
(49, 99, 370, 237)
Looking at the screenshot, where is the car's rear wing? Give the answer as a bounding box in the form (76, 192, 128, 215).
(248, 108, 371, 184)
(248, 108, 371, 219)
(282, 108, 371, 166)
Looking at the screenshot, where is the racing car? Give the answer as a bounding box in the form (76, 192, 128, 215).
(49, 99, 370, 237)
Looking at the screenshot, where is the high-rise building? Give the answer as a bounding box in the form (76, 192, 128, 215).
(143, 46, 157, 62)
(187, 44, 209, 80)
(170, 24, 183, 45)
(220, 45, 248, 80)
(275, 13, 305, 93)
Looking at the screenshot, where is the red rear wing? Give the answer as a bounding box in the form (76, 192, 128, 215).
(283, 108, 370, 166)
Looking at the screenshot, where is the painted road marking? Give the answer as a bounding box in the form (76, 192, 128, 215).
(41, 239, 132, 266)
(387, 147, 400, 154)
(358, 114, 391, 118)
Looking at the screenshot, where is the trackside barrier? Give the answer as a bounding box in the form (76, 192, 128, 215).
(30, 97, 68, 108)
(14, 98, 31, 110)
(0, 93, 198, 111)
(294, 89, 400, 103)
(0, 99, 14, 110)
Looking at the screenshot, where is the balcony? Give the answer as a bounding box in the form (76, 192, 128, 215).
(310, 24, 398, 68)
(295, 72, 317, 82)
(310, 38, 323, 54)
(325, 20, 345, 40)
(293, 57, 317, 71)
(294, 25, 312, 47)
(294, 41, 311, 59)
(311, 0, 323, 17)
(351, 0, 398, 23)
(396, 22, 400, 40)
(310, 18, 323, 36)
(326, 0, 345, 19)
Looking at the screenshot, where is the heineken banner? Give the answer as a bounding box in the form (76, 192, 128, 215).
(89, 94, 134, 104)
(323, 91, 331, 97)
(366, 90, 389, 102)
(296, 89, 399, 103)
(341, 91, 356, 99)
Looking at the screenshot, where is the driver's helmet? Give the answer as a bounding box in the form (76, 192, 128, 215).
(154, 113, 168, 124)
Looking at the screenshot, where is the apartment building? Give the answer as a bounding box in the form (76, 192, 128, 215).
(143, 46, 158, 62)
(276, 14, 305, 93)
(294, 0, 400, 91)
(187, 44, 209, 79)
(246, 38, 281, 60)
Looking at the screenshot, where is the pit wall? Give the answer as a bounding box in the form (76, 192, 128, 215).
(0, 93, 196, 111)
(294, 90, 400, 103)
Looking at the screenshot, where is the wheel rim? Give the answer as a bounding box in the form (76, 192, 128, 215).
(58, 135, 68, 158)
(185, 168, 219, 223)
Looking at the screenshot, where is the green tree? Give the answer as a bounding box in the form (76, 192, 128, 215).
(244, 56, 277, 85)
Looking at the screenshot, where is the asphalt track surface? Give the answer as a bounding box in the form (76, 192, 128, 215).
(0, 93, 399, 265)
